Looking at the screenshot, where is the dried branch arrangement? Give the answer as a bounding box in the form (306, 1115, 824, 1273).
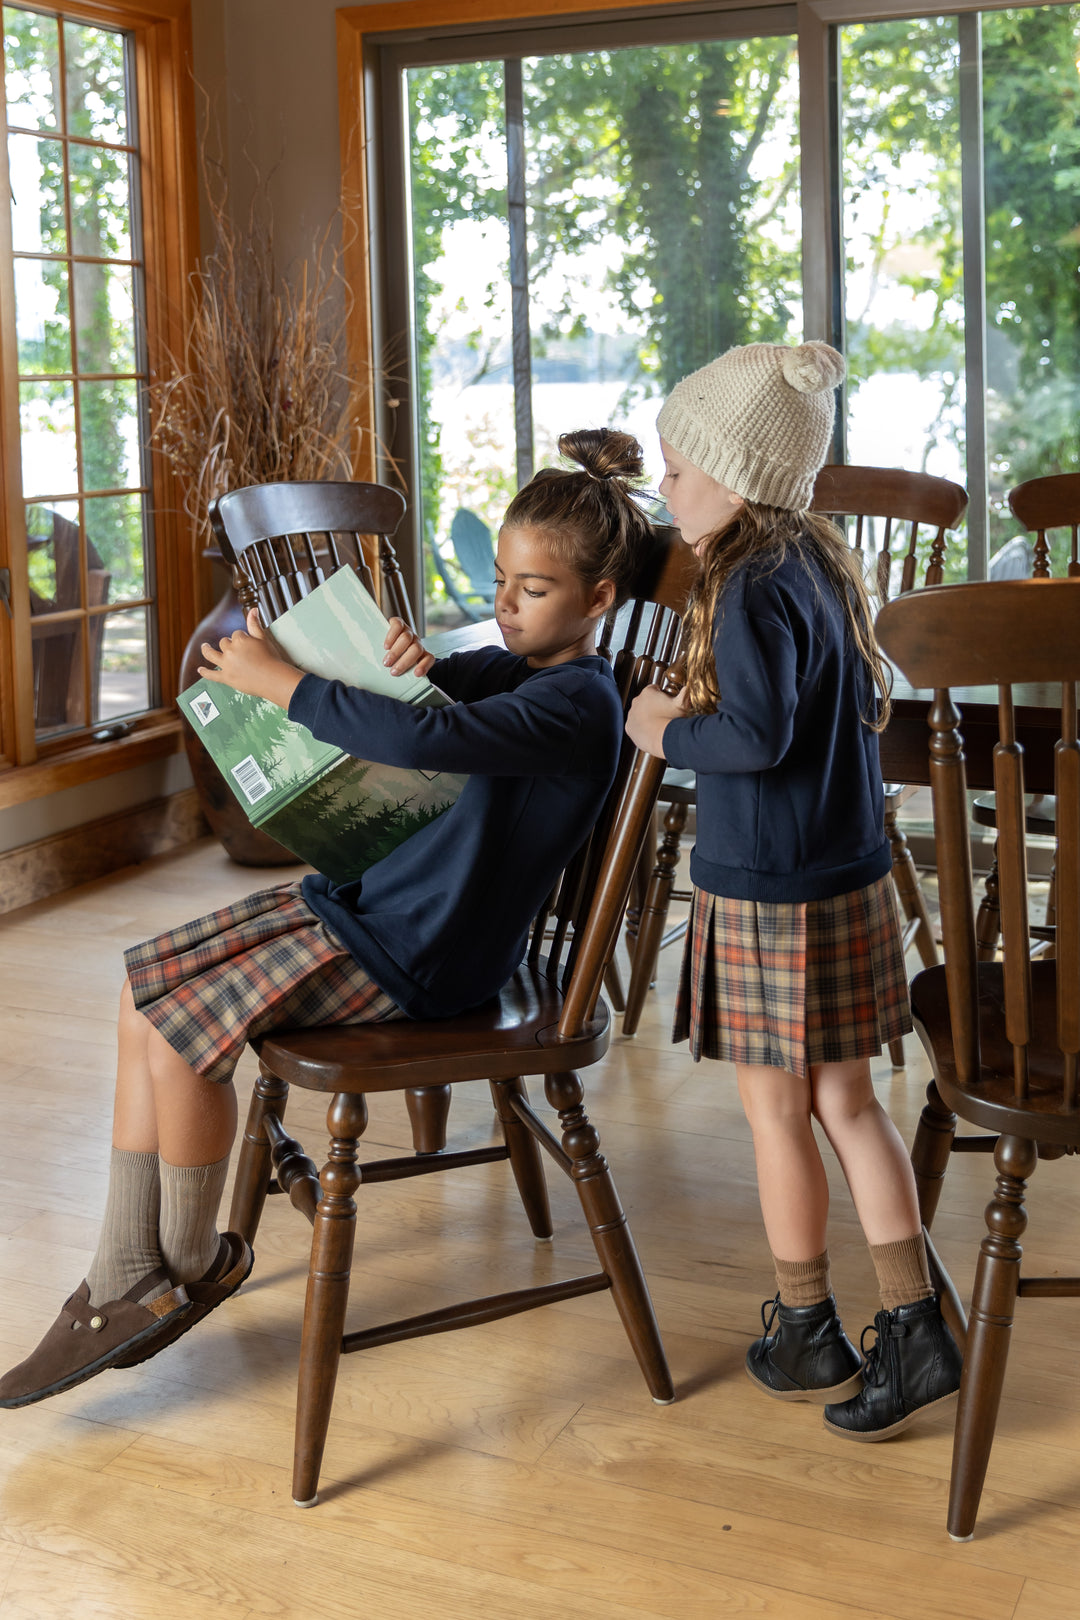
(152, 169, 360, 541)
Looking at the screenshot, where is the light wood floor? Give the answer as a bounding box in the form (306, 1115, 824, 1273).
(1, 840, 1079, 1619)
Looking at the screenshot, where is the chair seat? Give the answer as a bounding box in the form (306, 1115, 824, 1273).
(971, 793, 1057, 834)
(911, 961, 1080, 1147)
(658, 766, 695, 806)
(256, 966, 610, 1092)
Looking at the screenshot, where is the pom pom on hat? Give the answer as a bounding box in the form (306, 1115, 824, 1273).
(657, 340, 845, 511)
(781, 340, 847, 395)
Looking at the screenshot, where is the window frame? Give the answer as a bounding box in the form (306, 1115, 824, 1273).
(0, 0, 199, 807)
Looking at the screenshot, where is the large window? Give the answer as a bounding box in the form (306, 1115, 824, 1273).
(401, 24, 802, 626)
(0, 0, 195, 785)
(345, 0, 1080, 622)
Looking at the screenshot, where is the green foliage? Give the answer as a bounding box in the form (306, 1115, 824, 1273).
(407, 37, 800, 605)
(841, 7, 1080, 566)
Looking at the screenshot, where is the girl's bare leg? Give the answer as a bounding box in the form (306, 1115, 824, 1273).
(810, 1058, 921, 1245)
(113, 979, 236, 1164)
(736, 1063, 829, 1261)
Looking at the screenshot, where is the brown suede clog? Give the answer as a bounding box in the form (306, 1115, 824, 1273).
(111, 1231, 254, 1369)
(0, 1268, 191, 1408)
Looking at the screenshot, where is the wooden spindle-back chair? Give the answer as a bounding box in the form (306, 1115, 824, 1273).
(812, 464, 968, 1062)
(876, 576, 1080, 1542)
(209, 480, 413, 628)
(1008, 472, 1080, 579)
(971, 475, 1080, 958)
(225, 524, 699, 1509)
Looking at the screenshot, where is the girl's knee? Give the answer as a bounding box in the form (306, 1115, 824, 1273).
(810, 1061, 878, 1133)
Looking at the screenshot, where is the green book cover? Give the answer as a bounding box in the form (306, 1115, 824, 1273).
(178, 568, 467, 884)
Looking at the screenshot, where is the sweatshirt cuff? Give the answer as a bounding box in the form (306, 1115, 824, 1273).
(661, 715, 691, 769)
(287, 671, 325, 728)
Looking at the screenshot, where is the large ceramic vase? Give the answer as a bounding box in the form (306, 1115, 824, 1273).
(178, 553, 300, 867)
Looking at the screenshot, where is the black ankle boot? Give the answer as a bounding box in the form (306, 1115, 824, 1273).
(746, 1293, 863, 1403)
(822, 1294, 962, 1441)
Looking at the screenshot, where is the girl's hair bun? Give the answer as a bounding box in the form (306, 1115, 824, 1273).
(558, 427, 645, 484)
(781, 341, 846, 395)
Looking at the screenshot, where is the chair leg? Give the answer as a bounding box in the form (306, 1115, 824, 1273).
(975, 847, 1002, 962)
(622, 799, 688, 1037)
(886, 805, 939, 971)
(405, 1084, 451, 1154)
(490, 1077, 553, 1240)
(228, 1063, 289, 1246)
(910, 1081, 957, 1231)
(604, 956, 626, 1014)
(947, 1133, 1036, 1541)
(545, 1070, 674, 1404)
(292, 1091, 369, 1510)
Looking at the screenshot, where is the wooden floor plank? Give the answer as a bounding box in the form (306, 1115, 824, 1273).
(1, 837, 1078, 1617)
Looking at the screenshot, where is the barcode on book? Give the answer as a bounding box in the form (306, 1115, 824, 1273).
(231, 754, 272, 805)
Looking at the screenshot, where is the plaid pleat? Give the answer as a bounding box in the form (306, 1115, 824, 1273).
(124, 882, 402, 1085)
(672, 873, 912, 1076)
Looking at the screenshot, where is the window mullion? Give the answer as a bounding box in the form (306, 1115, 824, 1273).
(958, 9, 987, 581)
(504, 55, 534, 492)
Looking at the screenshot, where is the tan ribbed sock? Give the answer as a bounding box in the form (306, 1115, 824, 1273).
(870, 1234, 934, 1311)
(86, 1148, 164, 1306)
(159, 1154, 230, 1286)
(774, 1249, 831, 1308)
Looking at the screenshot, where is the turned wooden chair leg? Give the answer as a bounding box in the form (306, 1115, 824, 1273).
(490, 1077, 553, 1240)
(947, 1134, 1036, 1542)
(622, 798, 688, 1036)
(405, 1084, 452, 1154)
(886, 805, 939, 970)
(910, 1080, 958, 1230)
(604, 956, 626, 1014)
(292, 1091, 369, 1509)
(545, 1070, 674, 1404)
(976, 846, 1002, 962)
(228, 1063, 289, 1246)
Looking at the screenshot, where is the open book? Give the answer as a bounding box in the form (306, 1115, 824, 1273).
(178, 567, 467, 884)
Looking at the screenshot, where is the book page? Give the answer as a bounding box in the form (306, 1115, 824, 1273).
(271, 568, 449, 708)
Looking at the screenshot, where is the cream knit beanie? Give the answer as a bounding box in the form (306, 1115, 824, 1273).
(656, 341, 845, 511)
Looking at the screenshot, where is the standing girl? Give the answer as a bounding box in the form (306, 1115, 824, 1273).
(626, 343, 962, 1439)
(1, 429, 654, 1408)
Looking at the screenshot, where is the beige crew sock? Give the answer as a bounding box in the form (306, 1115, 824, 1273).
(774, 1249, 831, 1308)
(158, 1155, 230, 1286)
(86, 1148, 164, 1306)
(870, 1233, 934, 1312)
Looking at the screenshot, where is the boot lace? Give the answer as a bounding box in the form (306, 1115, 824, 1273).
(759, 1294, 781, 1335)
(859, 1322, 886, 1388)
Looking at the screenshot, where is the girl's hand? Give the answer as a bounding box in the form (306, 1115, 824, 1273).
(384, 617, 435, 678)
(625, 683, 689, 758)
(198, 608, 304, 709)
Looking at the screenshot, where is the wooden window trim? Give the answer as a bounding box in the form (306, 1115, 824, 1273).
(0, 0, 201, 799)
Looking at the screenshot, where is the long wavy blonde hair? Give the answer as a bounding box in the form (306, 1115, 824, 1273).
(682, 504, 892, 730)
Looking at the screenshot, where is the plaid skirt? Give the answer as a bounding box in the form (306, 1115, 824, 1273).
(672, 872, 912, 1076)
(124, 883, 403, 1085)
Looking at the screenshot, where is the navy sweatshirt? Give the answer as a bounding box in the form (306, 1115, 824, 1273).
(288, 647, 622, 1018)
(662, 550, 891, 903)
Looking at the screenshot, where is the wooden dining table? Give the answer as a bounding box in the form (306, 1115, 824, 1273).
(881, 678, 1062, 794)
(429, 616, 1065, 796)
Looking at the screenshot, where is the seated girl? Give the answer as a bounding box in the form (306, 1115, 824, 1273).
(1, 428, 654, 1409)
